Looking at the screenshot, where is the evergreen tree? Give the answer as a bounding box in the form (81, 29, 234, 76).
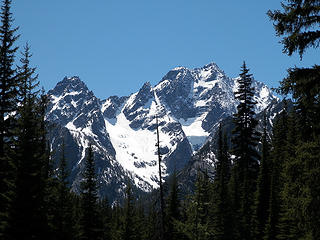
(231, 62, 260, 240)
(0, 0, 19, 237)
(210, 123, 232, 240)
(267, 0, 320, 58)
(269, 2, 320, 238)
(8, 43, 48, 240)
(264, 109, 288, 240)
(253, 113, 271, 240)
(99, 198, 111, 240)
(166, 170, 183, 240)
(277, 111, 304, 240)
(122, 181, 138, 240)
(110, 202, 123, 240)
(51, 139, 75, 240)
(155, 115, 165, 240)
(176, 171, 211, 240)
(80, 144, 101, 240)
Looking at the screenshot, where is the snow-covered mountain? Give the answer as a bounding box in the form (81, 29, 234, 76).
(46, 62, 277, 200)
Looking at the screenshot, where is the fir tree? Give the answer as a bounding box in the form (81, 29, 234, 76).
(264, 109, 288, 240)
(267, 0, 320, 58)
(253, 112, 271, 240)
(155, 115, 165, 240)
(269, 2, 320, 238)
(122, 181, 137, 240)
(231, 62, 260, 240)
(51, 139, 75, 240)
(80, 144, 101, 240)
(8, 43, 48, 240)
(0, 0, 19, 237)
(166, 170, 183, 240)
(176, 171, 211, 240)
(210, 123, 232, 240)
(99, 198, 111, 240)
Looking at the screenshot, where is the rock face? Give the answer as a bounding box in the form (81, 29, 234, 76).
(46, 63, 277, 201)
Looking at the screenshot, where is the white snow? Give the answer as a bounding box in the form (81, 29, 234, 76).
(178, 114, 209, 152)
(104, 110, 166, 189)
(101, 99, 112, 113)
(65, 121, 90, 163)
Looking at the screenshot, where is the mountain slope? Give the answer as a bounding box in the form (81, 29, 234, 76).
(46, 63, 277, 200)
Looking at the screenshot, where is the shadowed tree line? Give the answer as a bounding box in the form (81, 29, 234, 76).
(0, 0, 319, 240)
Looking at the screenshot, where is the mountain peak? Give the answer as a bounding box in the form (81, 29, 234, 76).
(49, 76, 89, 97)
(202, 62, 219, 69)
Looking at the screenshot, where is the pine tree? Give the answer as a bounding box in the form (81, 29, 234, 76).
(0, 0, 19, 237)
(155, 115, 165, 240)
(166, 170, 183, 240)
(122, 181, 137, 240)
(177, 171, 211, 240)
(80, 144, 101, 240)
(263, 109, 288, 240)
(210, 123, 232, 240)
(267, 0, 320, 58)
(99, 198, 111, 240)
(275, 110, 300, 240)
(110, 202, 123, 240)
(253, 113, 271, 240)
(51, 139, 75, 240)
(231, 62, 260, 240)
(8, 43, 49, 240)
(269, 2, 320, 238)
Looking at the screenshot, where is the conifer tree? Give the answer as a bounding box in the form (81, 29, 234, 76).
(263, 109, 288, 240)
(177, 171, 210, 240)
(52, 139, 75, 240)
(267, 0, 320, 58)
(166, 170, 183, 240)
(155, 115, 165, 240)
(0, 0, 19, 237)
(110, 202, 123, 240)
(99, 198, 111, 240)
(8, 43, 49, 240)
(253, 113, 271, 240)
(80, 144, 101, 240)
(122, 181, 137, 240)
(211, 123, 232, 240)
(231, 62, 260, 240)
(269, 2, 320, 238)
(276, 111, 302, 240)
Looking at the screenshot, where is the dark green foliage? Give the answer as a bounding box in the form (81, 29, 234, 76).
(99, 198, 112, 240)
(122, 182, 138, 240)
(0, 0, 19, 155)
(7, 43, 50, 240)
(0, 0, 19, 237)
(278, 66, 320, 141)
(269, 2, 320, 237)
(175, 171, 211, 240)
(264, 109, 288, 240)
(210, 124, 232, 240)
(267, 0, 320, 57)
(166, 170, 183, 240)
(50, 139, 76, 240)
(253, 113, 271, 240)
(231, 62, 260, 240)
(80, 144, 101, 240)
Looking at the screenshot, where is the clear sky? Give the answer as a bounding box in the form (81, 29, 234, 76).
(12, 0, 319, 99)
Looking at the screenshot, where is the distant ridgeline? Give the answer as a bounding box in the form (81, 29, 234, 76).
(46, 62, 278, 201)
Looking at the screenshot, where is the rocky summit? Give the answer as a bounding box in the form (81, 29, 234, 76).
(46, 62, 277, 201)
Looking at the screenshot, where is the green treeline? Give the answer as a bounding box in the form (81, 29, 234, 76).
(0, 0, 319, 240)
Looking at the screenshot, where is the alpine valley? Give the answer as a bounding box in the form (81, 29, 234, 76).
(46, 62, 279, 201)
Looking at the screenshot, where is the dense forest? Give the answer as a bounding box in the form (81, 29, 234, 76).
(0, 0, 319, 240)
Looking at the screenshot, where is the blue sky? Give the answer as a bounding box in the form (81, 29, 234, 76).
(12, 1, 318, 99)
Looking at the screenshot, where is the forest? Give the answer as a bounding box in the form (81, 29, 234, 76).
(0, 0, 319, 240)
